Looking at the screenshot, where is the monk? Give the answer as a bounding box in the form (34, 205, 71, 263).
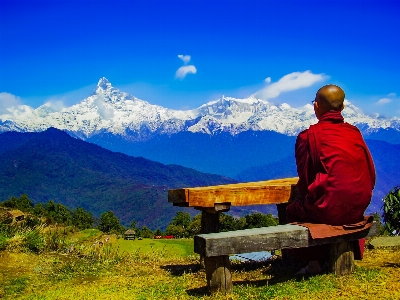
(286, 84, 376, 275)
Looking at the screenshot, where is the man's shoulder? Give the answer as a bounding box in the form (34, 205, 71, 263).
(296, 128, 309, 143)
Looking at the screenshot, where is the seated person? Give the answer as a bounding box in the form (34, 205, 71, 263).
(286, 84, 376, 275)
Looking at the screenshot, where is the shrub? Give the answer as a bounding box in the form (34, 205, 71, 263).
(382, 186, 400, 236)
(0, 234, 8, 250)
(45, 230, 69, 252)
(23, 228, 44, 253)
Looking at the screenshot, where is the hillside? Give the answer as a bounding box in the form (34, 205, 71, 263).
(0, 128, 236, 229)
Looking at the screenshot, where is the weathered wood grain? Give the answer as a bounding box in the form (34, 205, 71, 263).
(194, 222, 378, 257)
(204, 255, 232, 294)
(168, 177, 299, 207)
(328, 241, 354, 275)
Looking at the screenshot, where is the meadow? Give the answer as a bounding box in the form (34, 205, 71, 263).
(1, 229, 400, 300)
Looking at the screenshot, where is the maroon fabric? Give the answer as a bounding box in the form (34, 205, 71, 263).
(286, 111, 376, 226)
(285, 111, 375, 262)
(292, 215, 374, 239)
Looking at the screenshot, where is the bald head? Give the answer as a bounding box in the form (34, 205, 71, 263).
(315, 85, 345, 113)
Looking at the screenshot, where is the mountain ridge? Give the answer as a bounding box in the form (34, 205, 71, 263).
(1, 77, 399, 141)
(0, 128, 237, 229)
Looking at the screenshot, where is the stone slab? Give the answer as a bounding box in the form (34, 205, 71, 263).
(369, 236, 400, 249)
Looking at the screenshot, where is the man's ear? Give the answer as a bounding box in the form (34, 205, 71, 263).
(340, 104, 345, 111)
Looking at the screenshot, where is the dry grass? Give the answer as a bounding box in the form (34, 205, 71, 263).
(0, 243, 399, 299)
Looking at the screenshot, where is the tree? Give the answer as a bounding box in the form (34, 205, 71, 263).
(165, 211, 192, 238)
(154, 228, 163, 236)
(172, 212, 191, 228)
(188, 214, 201, 236)
(382, 186, 400, 236)
(33, 203, 48, 217)
(17, 194, 34, 212)
(129, 220, 137, 230)
(244, 213, 278, 229)
(53, 204, 71, 225)
(220, 213, 240, 232)
(98, 211, 123, 233)
(165, 224, 184, 238)
(72, 207, 93, 230)
(1, 194, 33, 212)
(140, 226, 154, 238)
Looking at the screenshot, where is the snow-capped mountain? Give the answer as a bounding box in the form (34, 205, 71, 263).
(1, 77, 399, 140)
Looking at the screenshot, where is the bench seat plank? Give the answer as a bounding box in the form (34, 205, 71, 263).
(194, 223, 377, 257)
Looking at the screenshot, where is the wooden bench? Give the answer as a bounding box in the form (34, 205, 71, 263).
(168, 178, 377, 294)
(194, 222, 377, 293)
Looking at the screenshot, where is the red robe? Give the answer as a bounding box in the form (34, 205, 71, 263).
(286, 111, 376, 225)
(285, 111, 375, 262)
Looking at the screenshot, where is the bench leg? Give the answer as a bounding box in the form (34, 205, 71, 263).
(328, 241, 354, 275)
(204, 255, 232, 294)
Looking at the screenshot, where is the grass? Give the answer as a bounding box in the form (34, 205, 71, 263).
(115, 238, 194, 257)
(0, 234, 399, 300)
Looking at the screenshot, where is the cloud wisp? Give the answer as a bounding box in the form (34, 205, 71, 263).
(175, 54, 197, 79)
(0, 92, 22, 114)
(252, 71, 327, 100)
(178, 55, 191, 64)
(376, 98, 392, 105)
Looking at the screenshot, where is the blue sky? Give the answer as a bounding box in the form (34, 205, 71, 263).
(1, 0, 399, 117)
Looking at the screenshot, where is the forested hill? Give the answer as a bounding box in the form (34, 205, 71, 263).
(0, 128, 236, 229)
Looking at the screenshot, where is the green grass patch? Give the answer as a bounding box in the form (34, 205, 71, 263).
(115, 238, 194, 257)
(69, 228, 102, 242)
(3, 277, 29, 297)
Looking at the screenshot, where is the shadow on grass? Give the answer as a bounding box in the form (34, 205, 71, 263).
(384, 262, 400, 268)
(173, 257, 305, 297)
(161, 263, 202, 276)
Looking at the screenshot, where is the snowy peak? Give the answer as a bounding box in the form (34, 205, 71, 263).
(97, 77, 112, 90)
(1, 77, 399, 140)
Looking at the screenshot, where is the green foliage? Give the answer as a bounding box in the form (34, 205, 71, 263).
(45, 229, 69, 252)
(164, 224, 184, 238)
(171, 211, 191, 228)
(371, 212, 388, 235)
(98, 211, 124, 234)
(140, 226, 154, 238)
(187, 213, 201, 236)
(33, 203, 47, 217)
(23, 215, 42, 229)
(23, 228, 45, 253)
(4, 277, 29, 296)
(1, 194, 33, 212)
(0, 234, 8, 250)
(53, 203, 71, 225)
(154, 228, 163, 236)
(220, 213, 242, 231)
(71, 207, 93, 230)
(129, 220, 137, 230)
(382, 186, 400, 235)
(165, 211, 191, 238)
(244, 212, 278, 229)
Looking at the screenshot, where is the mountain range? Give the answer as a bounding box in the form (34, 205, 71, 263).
(1, 78, 399, 222)
(0, 128, 236, 229)
(1, 77, 400, 141)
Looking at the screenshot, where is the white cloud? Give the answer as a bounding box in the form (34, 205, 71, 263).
(252, 71, 326, 100)
(376, 98, 392, 105)
(0, 92, 22, 114)
(388, 92, 396, 97)
(178, 54, 191, 65)
(175, 65, 197, 79)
